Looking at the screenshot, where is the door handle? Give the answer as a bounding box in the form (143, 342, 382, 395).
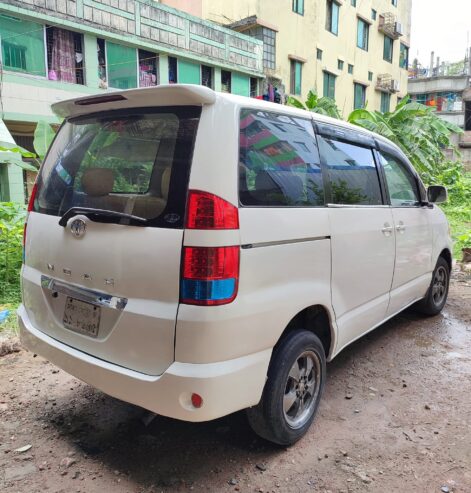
(381, 223, 393, 236)
(396, 222, 406, 233)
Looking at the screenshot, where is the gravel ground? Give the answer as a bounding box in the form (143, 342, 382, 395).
(0, 274, 470, 493)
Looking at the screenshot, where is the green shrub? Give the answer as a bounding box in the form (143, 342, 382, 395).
(0, 202, 26, 304)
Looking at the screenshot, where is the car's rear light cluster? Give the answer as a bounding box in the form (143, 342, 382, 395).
(23, 182, 38, 260)
(186, 190, 239, 230)
(181, 191, 239, 306)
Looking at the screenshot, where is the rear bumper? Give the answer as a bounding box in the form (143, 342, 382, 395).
(18, 304, 270, 422)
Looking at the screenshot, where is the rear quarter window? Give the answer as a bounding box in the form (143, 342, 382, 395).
(239, 109, 325, 207)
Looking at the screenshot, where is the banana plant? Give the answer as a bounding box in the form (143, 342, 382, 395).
(347, 96, 463, 182)
(287, 90, 342, 119)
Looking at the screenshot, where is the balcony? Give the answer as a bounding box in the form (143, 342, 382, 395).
(376, 74, 400, 93)
(378, 13, 404, 39)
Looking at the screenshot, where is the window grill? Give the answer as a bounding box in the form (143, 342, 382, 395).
(139, 49, 158, 87)
(201, 65, 213, 88)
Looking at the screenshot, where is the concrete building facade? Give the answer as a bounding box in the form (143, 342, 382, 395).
(0, 0, 264, 201)
(408, 63, 471, 168)
(171, 0, 412, 115)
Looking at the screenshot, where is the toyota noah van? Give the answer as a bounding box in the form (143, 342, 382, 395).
(19, 85, 452, 445)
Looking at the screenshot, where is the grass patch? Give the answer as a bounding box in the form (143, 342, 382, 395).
(0, 303, 19, 337)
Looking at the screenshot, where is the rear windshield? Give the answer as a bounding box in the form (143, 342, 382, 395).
(34, 106, 200, 228)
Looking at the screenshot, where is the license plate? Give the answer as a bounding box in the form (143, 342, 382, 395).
(63, 297, 101, 337)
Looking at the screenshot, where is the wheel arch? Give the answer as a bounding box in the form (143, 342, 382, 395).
(439, 248, 452, 271)
(274, 305, 336, 361)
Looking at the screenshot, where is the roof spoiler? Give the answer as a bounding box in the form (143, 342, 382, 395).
(52, 84, 217, 119)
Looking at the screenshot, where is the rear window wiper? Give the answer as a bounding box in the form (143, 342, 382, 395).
(59, 207, 148, 227)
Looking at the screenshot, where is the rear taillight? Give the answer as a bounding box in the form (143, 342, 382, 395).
(180, 246, 239, 306)
(186, 190, 239, 229)
(23, 182, 38, 258)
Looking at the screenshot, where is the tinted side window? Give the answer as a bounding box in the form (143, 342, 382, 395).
(379, 151, 420, 206)
(239, 109, 324, 206)
(317, 136, 383, 205)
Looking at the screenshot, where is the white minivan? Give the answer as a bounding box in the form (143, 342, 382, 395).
(19, 85, 452, 445)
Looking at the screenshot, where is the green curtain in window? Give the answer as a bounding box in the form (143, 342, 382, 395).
(354, 83, 365, 109)
(381, 92, 391, 113)
(323, 72, 335, 99)
(0, 15, 46, 76)
(357, 19, 368, 50)
(178, 59, 200, 84)
(384, 36, 393, 62)
(294, 61, 302, 95)
(107, 42, 137, 89)
(331, 2, 339, 35)
(232, 72, 250, 96)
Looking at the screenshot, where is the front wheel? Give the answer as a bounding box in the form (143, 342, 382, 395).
(246, 330, 326, 446)
(415, 256, 450, 316)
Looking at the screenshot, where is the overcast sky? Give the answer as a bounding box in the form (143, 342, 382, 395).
(410, 0, 471, 66)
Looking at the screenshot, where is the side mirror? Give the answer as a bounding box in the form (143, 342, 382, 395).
(427, 185, 448, 204)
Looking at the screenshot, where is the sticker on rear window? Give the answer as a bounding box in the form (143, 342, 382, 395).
(55, 161, 72, 185)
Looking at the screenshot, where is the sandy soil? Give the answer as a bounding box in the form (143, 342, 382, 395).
(1, 274, 470, 493)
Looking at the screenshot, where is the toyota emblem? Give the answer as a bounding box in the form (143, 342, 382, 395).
(70, 218, 86, 238)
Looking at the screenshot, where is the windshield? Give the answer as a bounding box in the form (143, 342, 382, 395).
(34, 107, 200, 228)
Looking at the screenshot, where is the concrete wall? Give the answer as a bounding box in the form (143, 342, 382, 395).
(202, 0, 412, 114)
(408, 76, 469, 95)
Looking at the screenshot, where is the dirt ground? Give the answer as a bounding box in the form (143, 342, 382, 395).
(1, 274, 470, 493)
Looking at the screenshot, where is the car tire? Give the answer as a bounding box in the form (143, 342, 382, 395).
(415, 256, 450, 316)
(246, 330, 326, 446)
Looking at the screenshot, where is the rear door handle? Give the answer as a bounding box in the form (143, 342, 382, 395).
(396, 222, 406, 233)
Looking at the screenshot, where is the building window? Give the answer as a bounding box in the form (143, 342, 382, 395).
(250, 77, 258, 97)
(368, 71, 373, 81)
(338, 59, 344, 70)
(317, 48, 323, 61)
(290, 60, 302, 95)
(168, 56, 178, 83)
(348, 64, 354, 74)
(292, 0, 304, 15)
(139, 49, 158, 87)
(97, 38, 107, 88)
(371, 9, 377, 20)
(381, 92, 391, 113)
(353, 83, 366, 109)
(399, 43, 409, 69)
(383, 36, 394, 63)
(221, 70, 232, 93)
(245, 26, 276, 70)
(46, 27, 84, 85)
(392, 0, 398, 6)
(107, 42, 137, 89)
(323, 71, 336, 99)
(0, 15, 46, 76)
(351, 0, 356, 6)
(326, 0, 340, 35)
(201, 65, 213, 88)
(357, 18, 369, 51)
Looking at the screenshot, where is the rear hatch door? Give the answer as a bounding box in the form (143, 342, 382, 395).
(23, 103, 201, 375)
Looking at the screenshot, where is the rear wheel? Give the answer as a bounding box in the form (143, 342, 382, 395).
(246, 330, 326, 446)
(415, 256, 450, 316)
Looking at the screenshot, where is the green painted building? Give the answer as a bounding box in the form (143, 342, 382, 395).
(0, 0, 264, 202)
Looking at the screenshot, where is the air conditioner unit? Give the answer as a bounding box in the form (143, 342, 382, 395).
(390, 79, 400, 92)
(394, 22, 403, 35)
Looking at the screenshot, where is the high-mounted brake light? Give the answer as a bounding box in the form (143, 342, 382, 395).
(180, 246, 239, 306)
(23, 182, 38, 257)
(186, 190, 239, 230)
